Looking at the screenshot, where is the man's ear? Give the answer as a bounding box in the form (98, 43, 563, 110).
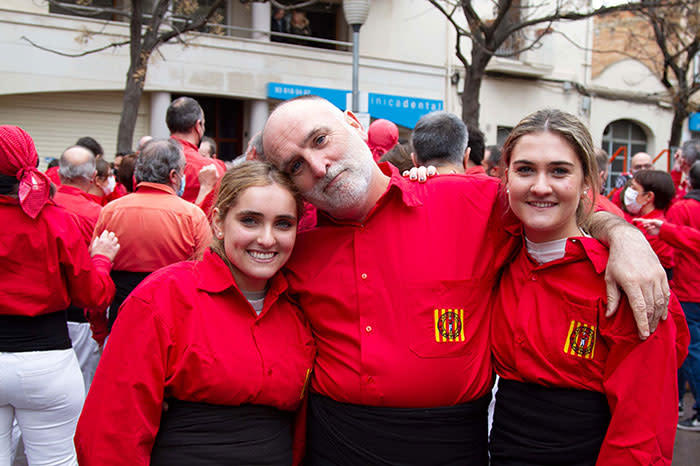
(411, 152, 418, 168)
(168, 169, 179, 188)
(344, 110, 368, 142)
(463, 147, 471, 171)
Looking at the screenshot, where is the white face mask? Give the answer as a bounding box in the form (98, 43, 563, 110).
(102, 176, 116, 195)
(624, 188, 643, 214)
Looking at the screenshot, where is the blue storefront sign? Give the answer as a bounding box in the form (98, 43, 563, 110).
(267, 82, 444, 129)
(368, 93, 443, 129)
(267, 83, 350, 111)
(689, 112, 700, 132)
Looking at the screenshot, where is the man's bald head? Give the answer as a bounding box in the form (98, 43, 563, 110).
(261, 95, 350, 161)
(59, 145, 96, 182)
(631, 152, 652, 173)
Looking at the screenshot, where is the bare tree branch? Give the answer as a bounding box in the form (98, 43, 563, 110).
(20, 35, 129, 57)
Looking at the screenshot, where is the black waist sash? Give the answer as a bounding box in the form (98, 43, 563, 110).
(150, 399, 293, 466)
(489, 379, 611, 466)
(109, 270, 150, 331)
(307, 393, 491, 466)
(65, 304, 87, 323)
(0, 310, 71, 352)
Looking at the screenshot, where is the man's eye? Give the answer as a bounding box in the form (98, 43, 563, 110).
(290, 159, 304, 175)
(314, 135, 326, 146)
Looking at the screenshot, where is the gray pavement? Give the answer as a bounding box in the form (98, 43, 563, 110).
(674, 392, 700, 465)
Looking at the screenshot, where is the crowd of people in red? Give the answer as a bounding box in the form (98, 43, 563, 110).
(0, 95, 698, 465)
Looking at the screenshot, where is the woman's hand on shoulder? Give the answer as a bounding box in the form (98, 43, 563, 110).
(91, 230, 120, 262)
(403, 165, 437, 183)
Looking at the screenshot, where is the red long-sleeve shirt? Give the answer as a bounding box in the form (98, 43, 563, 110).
(285, 163, 517, 408)
(0, 196, 114, 317)
(491, 237, 688, 465)
(666, 197, 700, 302)
(626, 209, 675, 269)
(75, 250, 315, 466)
(659, 221, 700, 259)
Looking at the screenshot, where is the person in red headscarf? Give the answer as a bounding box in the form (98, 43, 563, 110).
(367, 119, 399, 162)
(0, 125, 120, 465)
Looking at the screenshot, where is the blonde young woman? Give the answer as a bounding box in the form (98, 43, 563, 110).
(489, 109, 688, 465)
(76, 161, 315, 465)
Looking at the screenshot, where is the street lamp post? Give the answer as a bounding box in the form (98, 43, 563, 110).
(343, 0, 369, 113)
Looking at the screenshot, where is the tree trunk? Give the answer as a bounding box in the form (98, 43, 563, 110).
(460, 47, 492, 131)
(668, 106, 687, 150)
(116, 66, 146, 153)
(668, 90, 689, 150)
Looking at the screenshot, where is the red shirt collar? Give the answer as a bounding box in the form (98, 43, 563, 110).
(526, 236, 608, 275)
(57, 184, 101, 204)
(171, 136, 199, 153)
(135, 181, 176, 195)
(465, 165, 486, 175)
(196, 249, 289, 298)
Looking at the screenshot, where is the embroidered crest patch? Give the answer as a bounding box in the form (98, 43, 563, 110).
(563, 320, 596, 359)
(434, 309, 465, 343)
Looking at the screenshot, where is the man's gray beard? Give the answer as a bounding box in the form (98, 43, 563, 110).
(303, 162, 371, 214)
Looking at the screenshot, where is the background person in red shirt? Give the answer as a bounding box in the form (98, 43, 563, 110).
(94, 138, 211, 331)
(76, 161, 315, 466)
(623, 170, 677, 277)
(665, 161, 700, 430)
(490, 109, 687, 465)
(0, 125, 119, 466)
(53, 145, 107, 389)
(167, 96, 226, 206)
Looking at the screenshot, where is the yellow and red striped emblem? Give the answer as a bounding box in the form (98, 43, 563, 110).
(434, 308, 465, 343)
(563, 320, 597, 359)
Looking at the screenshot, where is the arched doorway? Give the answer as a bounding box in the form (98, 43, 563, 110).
(601, 119, 648, 193)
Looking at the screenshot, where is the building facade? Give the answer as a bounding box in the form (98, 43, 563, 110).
(0, 0, 683, 186)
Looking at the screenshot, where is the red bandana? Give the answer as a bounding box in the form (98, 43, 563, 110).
(0, 125, 51, 218)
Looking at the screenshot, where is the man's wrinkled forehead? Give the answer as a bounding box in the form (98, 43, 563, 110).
(263, 99, 341, 162)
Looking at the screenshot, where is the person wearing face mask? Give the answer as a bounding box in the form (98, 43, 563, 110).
(623, 170, 677, 277)
(87, 159, 127, 206)
(92, 139, 211, 331)
(167, 97, 226, 207)
(609, 152, 654, 209)
(76, 161, 315, 465)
